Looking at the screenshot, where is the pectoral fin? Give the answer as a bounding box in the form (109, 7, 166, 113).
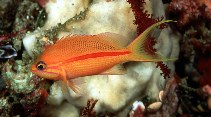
(60, 66, 81, 93)
(100, 65, 127, 75)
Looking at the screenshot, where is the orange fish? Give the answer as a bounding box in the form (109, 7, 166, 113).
(31, 20, 175, 93)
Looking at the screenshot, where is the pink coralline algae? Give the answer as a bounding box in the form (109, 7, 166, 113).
(168, 0, 211, 26)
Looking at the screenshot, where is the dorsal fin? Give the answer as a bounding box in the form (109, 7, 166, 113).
(56, 32, 129, 48)
(96, 32, 130, 47)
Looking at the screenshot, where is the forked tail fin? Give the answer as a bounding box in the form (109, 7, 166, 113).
(127, 20, 177, 62)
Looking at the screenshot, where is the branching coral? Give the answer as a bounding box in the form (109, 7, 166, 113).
(127, 0, 163, 34)
(156, 62, 171, 79)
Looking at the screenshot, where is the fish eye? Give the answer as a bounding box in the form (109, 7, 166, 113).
(36, 61, 46, 70)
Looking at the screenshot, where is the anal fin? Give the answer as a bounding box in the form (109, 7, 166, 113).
(66, 80, 81, 93)
(100, 64, 127, 75)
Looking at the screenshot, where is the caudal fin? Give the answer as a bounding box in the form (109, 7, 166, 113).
(127, 20, 177, 62)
